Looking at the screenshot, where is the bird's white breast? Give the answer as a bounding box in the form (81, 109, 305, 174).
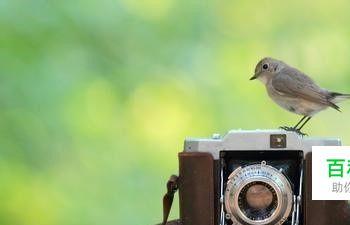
(257, 75, 269, 85)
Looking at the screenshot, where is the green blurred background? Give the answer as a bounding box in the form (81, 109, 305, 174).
(1, 0, 350, 224)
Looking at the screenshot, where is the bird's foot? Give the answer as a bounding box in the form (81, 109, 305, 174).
(279, 126, 308, 136)
(295, 129, 308, 137)
(280, 126, 297, 132)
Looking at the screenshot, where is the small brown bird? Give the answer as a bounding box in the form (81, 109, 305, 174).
(250, 57, 350, 135)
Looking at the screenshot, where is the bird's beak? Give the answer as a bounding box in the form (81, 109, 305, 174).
(249, 74, 257, 80)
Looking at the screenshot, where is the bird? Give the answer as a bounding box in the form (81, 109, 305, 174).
(250, 57, 350, 136)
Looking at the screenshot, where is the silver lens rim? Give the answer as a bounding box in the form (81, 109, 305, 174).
(224, 164, 293, 225)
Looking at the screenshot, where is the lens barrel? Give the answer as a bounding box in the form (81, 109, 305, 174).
(224, 163, 293, 225)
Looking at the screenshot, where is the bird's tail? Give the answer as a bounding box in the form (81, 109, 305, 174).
(330, 92, 350, 103)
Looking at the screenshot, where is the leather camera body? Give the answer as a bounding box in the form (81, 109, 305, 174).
(160, 130, 350, 225)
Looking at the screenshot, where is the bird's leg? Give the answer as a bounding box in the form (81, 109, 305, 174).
(279, 116, 307, 131)
(293, 116, 308, 129)
(292, 117, 312, 136)
(296, 117, 311, 131)
(279, 116, 312, 136)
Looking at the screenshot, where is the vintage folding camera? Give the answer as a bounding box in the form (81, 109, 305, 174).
(160, 130, 350, 225)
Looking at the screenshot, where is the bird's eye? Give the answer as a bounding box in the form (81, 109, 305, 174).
(262, 64, 269, 70)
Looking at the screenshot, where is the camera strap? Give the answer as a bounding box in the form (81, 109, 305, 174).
(162, 175, 179, 225)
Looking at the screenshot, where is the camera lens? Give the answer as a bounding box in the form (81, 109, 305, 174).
(224, 164, 293, 225)
(238, 181, 278, 221)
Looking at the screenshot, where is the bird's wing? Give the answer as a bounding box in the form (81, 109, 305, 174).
(271, 68, 332, 107)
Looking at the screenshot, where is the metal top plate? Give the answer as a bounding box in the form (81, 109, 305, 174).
(183, 129, 341, 159)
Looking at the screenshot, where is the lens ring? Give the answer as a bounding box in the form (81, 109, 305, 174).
(224, 164, 293, 225)
(238, 181, 278, 221)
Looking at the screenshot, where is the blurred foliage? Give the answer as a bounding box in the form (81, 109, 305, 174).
(0, 0, 350, 225)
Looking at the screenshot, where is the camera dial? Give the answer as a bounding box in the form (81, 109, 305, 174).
(224, 162, 293, 225)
